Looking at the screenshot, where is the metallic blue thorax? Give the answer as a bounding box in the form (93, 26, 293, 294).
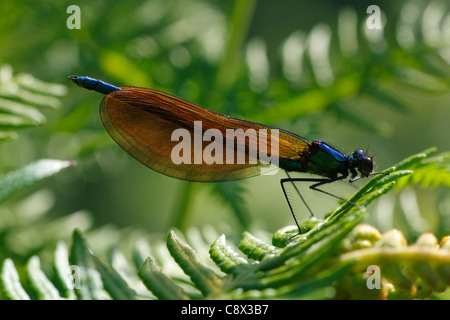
(302, 140, 348, 178)
(279, 140, 356, 178)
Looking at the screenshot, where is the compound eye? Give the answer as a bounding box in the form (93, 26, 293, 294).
(360, 157, 373, 176)
(353, 150, 364, 160)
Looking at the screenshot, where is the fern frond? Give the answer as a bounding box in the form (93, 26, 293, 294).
(0, 65, 66, 140)
(0, 259, 30, 300)
(0, 148, 448, 300)
(0, 159, 74, 204)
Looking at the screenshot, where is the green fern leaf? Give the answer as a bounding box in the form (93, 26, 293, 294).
(69, 229, 111, 300)
(0, 65, 66, 139)
(138, 257, 190, 300)
(53, 242, 76, 299)
(0, 259, 31, 300)
(167, 230, 223, 297)
(0, 159, 74, 204)
(26, 256, 63, 300)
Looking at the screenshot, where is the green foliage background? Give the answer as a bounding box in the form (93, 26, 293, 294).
(0, 0, 449, 300)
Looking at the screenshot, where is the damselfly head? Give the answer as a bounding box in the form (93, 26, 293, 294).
(352, 149, 374, 176)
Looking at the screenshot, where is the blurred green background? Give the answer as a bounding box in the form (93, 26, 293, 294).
(0, 0, 449, 246)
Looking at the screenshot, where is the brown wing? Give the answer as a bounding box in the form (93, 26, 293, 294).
(100, 86, 309, 182)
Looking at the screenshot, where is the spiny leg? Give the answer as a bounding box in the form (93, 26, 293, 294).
(281, 177, 303, 234)
(308, 175, 359, 208)
(281, 174, 361, 234)
(349, 171, 388, 183)
(285, 171, 315, 217)
(281, 172, 327, 235)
